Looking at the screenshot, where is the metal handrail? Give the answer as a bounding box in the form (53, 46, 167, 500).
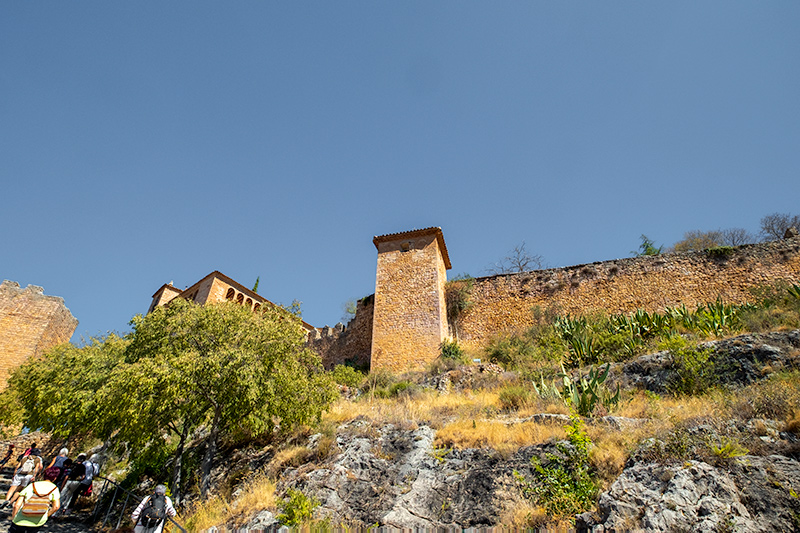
(91, 475, 186, 533)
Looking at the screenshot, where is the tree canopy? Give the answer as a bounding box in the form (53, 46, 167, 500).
(1, 299, 337, 500)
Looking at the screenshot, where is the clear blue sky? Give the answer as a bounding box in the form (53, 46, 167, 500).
(2, 2, 799, 344)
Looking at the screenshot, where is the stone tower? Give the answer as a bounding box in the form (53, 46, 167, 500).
(0, 280, 78, 389)
(370, 227, 452, 371)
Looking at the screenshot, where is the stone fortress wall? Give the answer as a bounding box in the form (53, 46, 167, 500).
(307, 295, 374, 371)
(313, 232, 800, 371)
(456, 235, 800, 348)
(0, 280, 78, 389)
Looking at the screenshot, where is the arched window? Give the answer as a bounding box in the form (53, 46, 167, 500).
(236, 293, 244, 304)
(226, 288, 235, 300)
(245, 298, 253, 308)
(253, 303, 261, 313)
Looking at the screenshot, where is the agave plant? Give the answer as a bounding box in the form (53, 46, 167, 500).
(560, 362, 620, 416)
(788, 283, 800, 301)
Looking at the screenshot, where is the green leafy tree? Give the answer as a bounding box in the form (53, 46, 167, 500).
(632, 234, 662, 256)
(0, 334, 129, 439)
(341, 299, 357, 323)
(123, 299, 338, 497)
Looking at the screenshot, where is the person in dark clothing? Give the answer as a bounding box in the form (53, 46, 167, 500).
(55, 453, 86, 515)
(0, 444, 14, 467)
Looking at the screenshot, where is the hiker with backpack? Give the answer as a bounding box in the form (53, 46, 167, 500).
(8, 466, 61, 532)
(44, 448, 69, 477)
(75, 453, 98, 499)
(131, 485, 176, 533)
(4, 449, 43, 506)
(54, 452, 86, 515)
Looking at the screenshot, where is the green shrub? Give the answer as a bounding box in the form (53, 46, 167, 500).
(498, 384, 535, 411)
(427, 356, 462, 376)
(440, 339, 466, 361)
(277, 488, 319, 526)
(662, 336, 717, 395)
(710, 437, 748, 460)
(362, 368, 396, 393)
(485, 329, 566, 377)
(706, 246, 736, 258)
(331, 364, 365, 388)
(371, 380, 420, 399)
(515, 415, 598, 521)
(485, 335, 534, 367)
(445, 275, 474, 338)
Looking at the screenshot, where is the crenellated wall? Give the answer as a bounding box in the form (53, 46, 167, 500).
(307, 295, 374, 371)
(310, 233, 800, 371)
(455, 235, 800, 347)
(0, 280, 78, 389)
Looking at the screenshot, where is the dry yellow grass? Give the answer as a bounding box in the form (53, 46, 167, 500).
(324, 389, 503, 429)
(434, 419, 566, 453)
(266, 446, 313, 478)
(785, 409, 800, 434)
(230, 476, 277, 526)
(183, 476, 277, 532)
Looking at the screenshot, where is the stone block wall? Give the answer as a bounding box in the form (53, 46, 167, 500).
(455, 236, 800, 347)
(0, 281, 78, 389)
(308, 295, 374, 370)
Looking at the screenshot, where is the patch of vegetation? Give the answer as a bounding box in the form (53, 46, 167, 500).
(445, 274, 475, 338)
(709, 436, 748, 460)
(706, 246, 736, 258)
(277, 488, 319, 526)
(662, 336, 717, 396)
(332, 364, 366, 388)
(739, 282, 800, 332)
(560, 364, 621, 416)
(515, 415, 598, 523)
(498, 384, 536, 411)
(440, 338, 466, 362)
(632, 234, 662, 256)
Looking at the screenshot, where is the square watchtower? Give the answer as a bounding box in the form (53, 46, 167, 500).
(371, 227, 452, 371)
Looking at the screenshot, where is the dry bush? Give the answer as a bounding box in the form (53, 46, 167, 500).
(434, 419, 565, 453)
(730, 372, 800, 421)
(587, 423, 661, 486)
(267, 446, 314, 478)
(184, 496, 232, 533)
(785, 409, 800, 435)
(231, 476, 277, 527)
(498, 500, 551, 530)
(183, 476, 277, 532)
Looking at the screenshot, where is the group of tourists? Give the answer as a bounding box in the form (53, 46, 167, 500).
(1, 442, 177, 533)
(1, 442, 99, 532)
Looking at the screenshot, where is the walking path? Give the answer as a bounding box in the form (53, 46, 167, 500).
(0, 435, 95, 533)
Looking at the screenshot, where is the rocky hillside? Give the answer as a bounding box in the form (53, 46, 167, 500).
(202, 330, 800, 531)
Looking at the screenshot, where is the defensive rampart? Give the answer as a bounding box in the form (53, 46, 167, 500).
(311, 234, 800, 370)
(0, 280, 78, 389)
(455, 236, 800, 347)
(308, 295, 374, 371)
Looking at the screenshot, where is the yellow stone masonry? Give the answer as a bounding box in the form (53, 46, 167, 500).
(0, 281, 78, 389)
(457, 237, 800, 347)
(370, 228, 450, 372)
